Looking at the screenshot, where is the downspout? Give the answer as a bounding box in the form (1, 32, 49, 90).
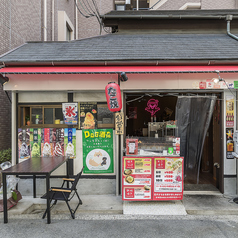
(44, 0, 47, 41)
(226, 15, 238, 41)
(52, 0, 54, 41)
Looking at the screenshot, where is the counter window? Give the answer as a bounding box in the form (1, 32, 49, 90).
(18, 104, 66, 128)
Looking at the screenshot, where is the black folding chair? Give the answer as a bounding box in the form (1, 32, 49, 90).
(41, 167, 84, 219)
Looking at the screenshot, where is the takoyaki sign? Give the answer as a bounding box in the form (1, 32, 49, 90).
(82, 129, 114, 174)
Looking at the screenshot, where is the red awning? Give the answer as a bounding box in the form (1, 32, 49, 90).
(1, 65, 238, 74)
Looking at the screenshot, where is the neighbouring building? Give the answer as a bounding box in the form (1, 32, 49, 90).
(0, 0, 113, 151)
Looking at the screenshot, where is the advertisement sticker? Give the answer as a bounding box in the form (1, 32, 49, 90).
(63, 103, 78, 125)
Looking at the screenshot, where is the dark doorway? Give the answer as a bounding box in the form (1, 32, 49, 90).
(125, 92, 222, 192)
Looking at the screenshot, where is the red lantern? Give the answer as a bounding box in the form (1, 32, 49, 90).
(105, 82, 122, 112)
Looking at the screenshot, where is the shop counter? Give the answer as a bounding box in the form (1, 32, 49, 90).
(122, 156, 183, 201)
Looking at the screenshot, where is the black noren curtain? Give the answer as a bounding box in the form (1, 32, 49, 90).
(175, 96, 216, 183)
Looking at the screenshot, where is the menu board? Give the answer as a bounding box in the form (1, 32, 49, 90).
(122, 157, 152, 201)
(153, 157, 183, 200)
(122, 156, 184, 201)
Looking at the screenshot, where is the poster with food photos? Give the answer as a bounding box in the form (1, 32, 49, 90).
(226, 128, 234, 159)
(79, 102, 97, 129)
(122, 157, 152, 201)
(153, 157, 183, 201)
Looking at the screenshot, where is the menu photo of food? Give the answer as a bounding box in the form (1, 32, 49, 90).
(123, 185, 152, 200)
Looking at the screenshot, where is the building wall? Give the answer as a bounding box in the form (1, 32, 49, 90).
(0, 85, 11, 151)
(77, 0, 114, 39)
(151, 0, 237, 10)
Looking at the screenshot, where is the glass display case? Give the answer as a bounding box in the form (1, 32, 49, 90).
(126, 136, 180, 156)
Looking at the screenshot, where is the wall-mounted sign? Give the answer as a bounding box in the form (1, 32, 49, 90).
(79, 102, 97, 129)
(62, 103, 78, 125)
(226, 96, 234, 128)
(105, 82, 122, 112)
(82, 129, 114, 174)
(115, 112, 124, 135)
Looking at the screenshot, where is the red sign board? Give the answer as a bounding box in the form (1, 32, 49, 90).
(122, 156, 184, 201)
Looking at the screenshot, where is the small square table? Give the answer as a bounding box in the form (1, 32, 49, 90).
(2, 156, 69, 224)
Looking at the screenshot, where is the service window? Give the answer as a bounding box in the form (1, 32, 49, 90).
(18, 104, 67, 128)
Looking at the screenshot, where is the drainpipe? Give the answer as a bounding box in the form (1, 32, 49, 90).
(12, 91, 16, 166)
(226, 15, 238, 41)
(44, 0, 47, 41)
(52, 0, 54, 41)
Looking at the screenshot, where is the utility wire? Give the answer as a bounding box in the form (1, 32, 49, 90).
(78, 0, 95, 17)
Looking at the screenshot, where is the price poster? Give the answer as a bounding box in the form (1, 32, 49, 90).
(122, 157, 152, 201)
(153, 157, 183, 200)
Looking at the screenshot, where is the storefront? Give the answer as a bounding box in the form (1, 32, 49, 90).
(0, 65, 237, 196)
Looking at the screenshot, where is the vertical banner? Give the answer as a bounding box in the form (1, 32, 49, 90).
(30, 128, 41, 157)
(82, 129, 114, 174)
(153, 157, 183, 200)
(79, 102, 97, 129)
(226, 128, 234, 159)
(226, 96, 234, 127)
(115, 112, 124, 135)
(64, 128, 76, 157)
(122, 157, 152, 201)
(41, 128, 52, 156)
(62, 103, 78, 125)
(18, 128, 31, 162)
(53, 128, 64, 156)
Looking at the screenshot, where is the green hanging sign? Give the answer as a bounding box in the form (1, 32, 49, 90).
(82, 129, 114, 174)
(234, 81, 238, 89)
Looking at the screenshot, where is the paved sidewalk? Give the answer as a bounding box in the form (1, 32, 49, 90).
(1, 191, 238, 221)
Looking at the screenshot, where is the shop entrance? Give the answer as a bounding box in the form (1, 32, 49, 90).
(124, 92, 222, 192)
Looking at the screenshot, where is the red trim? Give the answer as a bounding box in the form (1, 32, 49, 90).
(1, 65, 238, 74)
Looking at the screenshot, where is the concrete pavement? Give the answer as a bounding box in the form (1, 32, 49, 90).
(1, 190, 238, 221)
